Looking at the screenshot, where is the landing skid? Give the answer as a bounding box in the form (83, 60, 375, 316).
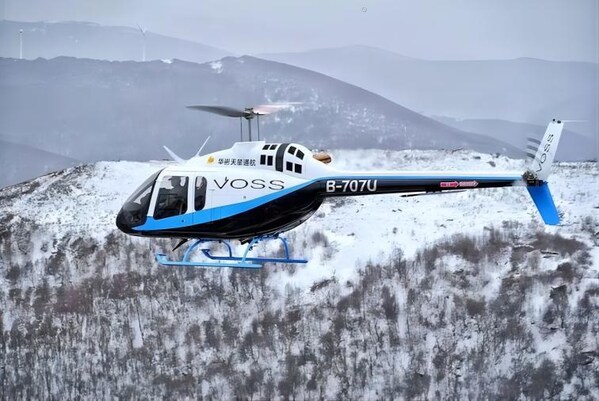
(155, 235, 308, 269)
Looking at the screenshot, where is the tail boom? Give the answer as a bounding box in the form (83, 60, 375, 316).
(317, 172, 523, 197)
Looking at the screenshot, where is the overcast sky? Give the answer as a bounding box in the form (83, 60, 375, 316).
(1, 0, 597, 62)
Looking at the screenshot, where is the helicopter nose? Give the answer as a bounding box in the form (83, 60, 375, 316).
(115, 209, 135, 234)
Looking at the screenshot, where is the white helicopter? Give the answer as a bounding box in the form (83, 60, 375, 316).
(116, 104, 565, 268)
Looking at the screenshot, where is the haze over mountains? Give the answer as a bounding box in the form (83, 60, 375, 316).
(0, 6, 597, 400)
(0, 20, 596, 188)
(434, 117, 595, 162)
(0, 55, 522, 187)
(0, 20, 232, 64)
(260, 45, 598, 140)
(0, 138, 79, 188)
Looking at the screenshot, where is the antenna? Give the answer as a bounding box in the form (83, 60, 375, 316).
(195, 136, 211, 157)
(137, 25, 147, 62)
(19, 29, 23, 59)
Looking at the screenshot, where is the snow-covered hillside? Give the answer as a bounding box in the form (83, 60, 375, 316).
(0, 150, 597, 400)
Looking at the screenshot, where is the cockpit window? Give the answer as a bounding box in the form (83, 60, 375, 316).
(154, 175, 189, 220)
(125, 170, 161, 204)
(119, 169, 162, 227)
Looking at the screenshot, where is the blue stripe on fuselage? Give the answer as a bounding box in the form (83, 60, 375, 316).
(135, 180, 314, 231)
(133, 173, 522, 231)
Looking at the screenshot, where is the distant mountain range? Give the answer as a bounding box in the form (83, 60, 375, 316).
(0, 20, 232, 63)
(260, 46, 598, 141)
(0, 55, 524, 187)
(0, 138, 79, 187)
(432, 117, 596, 162)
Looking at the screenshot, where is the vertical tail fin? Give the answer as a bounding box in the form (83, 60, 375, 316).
(524, 119, 565, 225)
(527, 183, 560, 225)
(528, 119, 564, 181)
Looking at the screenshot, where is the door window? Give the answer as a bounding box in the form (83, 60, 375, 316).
(153, 176, 189, 219)
(195, 176, 207, 211)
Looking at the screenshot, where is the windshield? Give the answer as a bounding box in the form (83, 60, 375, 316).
(125, 170, 162, 204)
(120, 169, 163, 227)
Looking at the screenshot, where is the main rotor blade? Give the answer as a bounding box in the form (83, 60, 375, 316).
(252, 102, 301, 115)
(400, 190, 465, 198)
(187, 105, 250, 118)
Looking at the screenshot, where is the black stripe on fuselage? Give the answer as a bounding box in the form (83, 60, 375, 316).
(275, 143, 290, 172)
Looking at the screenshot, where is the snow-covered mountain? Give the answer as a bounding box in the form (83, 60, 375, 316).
(1, 150, 597, 400)
(0, 20, 232, 63)
(0, 56, 521, 188)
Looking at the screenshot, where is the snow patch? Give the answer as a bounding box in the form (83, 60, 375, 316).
(210, 60, 223, 73)
(131, 317, 144, 348)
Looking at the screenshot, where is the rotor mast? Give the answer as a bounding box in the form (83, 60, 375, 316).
(186, 103, 300, 142)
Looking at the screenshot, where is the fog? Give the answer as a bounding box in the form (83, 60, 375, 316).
(2, 0, 597, 62)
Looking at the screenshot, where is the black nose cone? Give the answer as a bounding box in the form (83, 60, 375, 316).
(116, 209, 135, 234)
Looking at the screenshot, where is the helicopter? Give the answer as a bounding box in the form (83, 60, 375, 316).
(116, 104, 565, 269)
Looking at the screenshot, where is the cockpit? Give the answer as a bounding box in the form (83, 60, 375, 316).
(116, 169, 208, 233)
(116, 142, 333, 234)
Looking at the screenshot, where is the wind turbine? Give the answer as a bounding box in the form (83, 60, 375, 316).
(137, 25, 147, 62)
(19, 29, 23, 59)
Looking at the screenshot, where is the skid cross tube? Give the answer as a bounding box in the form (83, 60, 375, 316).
(155, 235, 307, 268)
